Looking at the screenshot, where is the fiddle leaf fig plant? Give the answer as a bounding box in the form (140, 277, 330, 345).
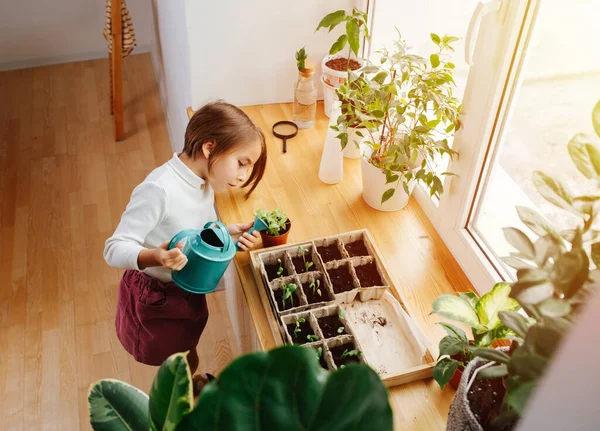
(89, 346, 394, 430)
(468, 101, 600, 428)
(431, 283, 521, 389)
(333, 32, 461, 204)
(255, 208, 289, 236)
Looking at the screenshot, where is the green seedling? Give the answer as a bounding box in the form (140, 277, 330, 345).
(298, 245, 314, 272)
(341, 349, 362, 359)
(316, 347, 323, 359)
(309, 278, 322, 297)
(338, 309, 345, 320)
(293, 317, 306, 338)
(337, 326, 345, 334)
(276, 258, 284, 276)
(307, 334, 319, 342)
(295, 47, 307, 72)
(281, 283, 297, 308)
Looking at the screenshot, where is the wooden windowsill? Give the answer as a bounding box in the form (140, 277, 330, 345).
(190, 102, 472, 430)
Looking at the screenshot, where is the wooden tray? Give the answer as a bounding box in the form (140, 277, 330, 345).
(249, 228, 435, 388)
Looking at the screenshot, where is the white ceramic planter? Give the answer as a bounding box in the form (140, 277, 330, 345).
(321, 75, 338, 118)
(343, 127, 365, 159)
(321, 54, 364, 88)
(360, 142, 414, 211)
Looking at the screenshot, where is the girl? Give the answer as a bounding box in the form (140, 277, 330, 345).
(104, 101, 267, 391)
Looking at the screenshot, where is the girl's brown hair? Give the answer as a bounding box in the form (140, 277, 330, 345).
(184, 101, 267, 198)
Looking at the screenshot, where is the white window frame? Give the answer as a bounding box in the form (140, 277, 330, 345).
(364, 0, 543, 294)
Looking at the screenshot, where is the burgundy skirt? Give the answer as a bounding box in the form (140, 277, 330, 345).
(115, 270, 209, 366)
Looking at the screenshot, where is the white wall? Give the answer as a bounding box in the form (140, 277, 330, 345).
(185, 0, 353, 108)
(0, 0, 153, 71)
(150, 0, 192, 153)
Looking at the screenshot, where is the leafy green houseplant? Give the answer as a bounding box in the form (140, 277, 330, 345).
(255, 208, 291, 247)
(333, 32, 461, 211)
(446, 101, 600, 430)
(431, 283, 520, 389)
(88, 346, 393, 431)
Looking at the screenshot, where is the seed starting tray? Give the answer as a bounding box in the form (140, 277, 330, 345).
(249, 229, 436, 388)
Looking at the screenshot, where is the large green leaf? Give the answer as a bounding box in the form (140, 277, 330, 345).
(503, 228, 535, 260)
(439, 335, 467, 357)
(437, 322, 468, 343)
(592, 99, 600, 138)
(316, 10, 346, 32)
(88, 379, 149, 431)
(508, 349, 548, 380)
(431, 294, 481, 330)
(433, 357, 459, 390)
(346, 19, 360, 56)
(458, 291, 479, 310)
(471, 347, 510, 364)
(178, 345, 392, 431)
(516, 206, 559, 238)
(477, 364, 508, 380)
(330, 34, 348, 55)
(567, 133, 600, 178)
(498, 311, 531, 339)
(475, 282, 520, 330)
(505, 379, 536, 415)
(149, 353, 193, 431)
(553, 249, 589, 299)
(532, 171, 580, 216)
(510, 280, 554, 304)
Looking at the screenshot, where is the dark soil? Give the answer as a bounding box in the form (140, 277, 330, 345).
(326, 58, 362, 72)
(327, 265, 355, 293)
(318, 315, 346, 338)
(265, 261, 287, 281)
(354, 262, 383, 287)
(466, 364, 517, 431)
(292, 255, 314, 274)
(330, 343, 361, 368)
(286, 319, 316, 345)
(302, 276, 330, 304)
(344, 240, 369, 257)
(317, 243, 342, 263)
(273, 288, 301, 311)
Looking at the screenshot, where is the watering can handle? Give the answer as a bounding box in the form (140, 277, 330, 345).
(203, 221, 231, 252)
(168, 229, 197, 250)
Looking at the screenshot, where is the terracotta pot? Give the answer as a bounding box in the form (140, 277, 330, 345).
(260, 219, 292, 248)
(449, 366, 464, 390)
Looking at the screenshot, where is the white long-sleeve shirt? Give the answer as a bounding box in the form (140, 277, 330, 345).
(104, 153, 217, 282)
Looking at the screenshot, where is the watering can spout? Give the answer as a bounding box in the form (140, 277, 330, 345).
(236, 215, 269, 250)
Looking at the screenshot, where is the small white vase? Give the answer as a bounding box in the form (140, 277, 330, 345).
(343, 127, 365, 159)
(360, 141, 414, 211)
(318, 103, 344, 184)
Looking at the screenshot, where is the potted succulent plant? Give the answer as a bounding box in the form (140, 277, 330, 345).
(446, 102, 600, 431)
(255, 208, 291, 247)
(431, 283, 521, 390)
(333, 32, 462, 211)
(88, 345, 393, 430)
(315, 8, 370, 117)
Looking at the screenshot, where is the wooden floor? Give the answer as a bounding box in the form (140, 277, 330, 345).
(0, 54, 241, 430)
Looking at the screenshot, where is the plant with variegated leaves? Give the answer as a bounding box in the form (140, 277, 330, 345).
(431, 282, 521, 389)
(332, 32, 461, 204)
(466, 100, 600, 429)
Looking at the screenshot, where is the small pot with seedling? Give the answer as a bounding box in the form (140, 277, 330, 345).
(264, 256, 289, 282)
(301, 275, 330, 305)
(255, 208, 291, 248)
(316, 307, 348, 339)
(330, 344, 363, 369)
(292, 245, 315, 274)
(286, 317, 319, 345)
(273, 281, 300, 312)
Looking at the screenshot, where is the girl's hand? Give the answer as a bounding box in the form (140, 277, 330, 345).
(155, 240, 188, 270)
(227, 222, 261, 251)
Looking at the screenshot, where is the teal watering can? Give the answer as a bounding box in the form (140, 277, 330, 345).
(168, 217, 269, 294)
(168, 221, 236, 294)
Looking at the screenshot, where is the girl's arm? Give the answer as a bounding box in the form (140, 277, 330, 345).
(104, 182, 168, 270)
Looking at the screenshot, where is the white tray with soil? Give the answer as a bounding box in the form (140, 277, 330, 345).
(249, 228, 436, 388)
